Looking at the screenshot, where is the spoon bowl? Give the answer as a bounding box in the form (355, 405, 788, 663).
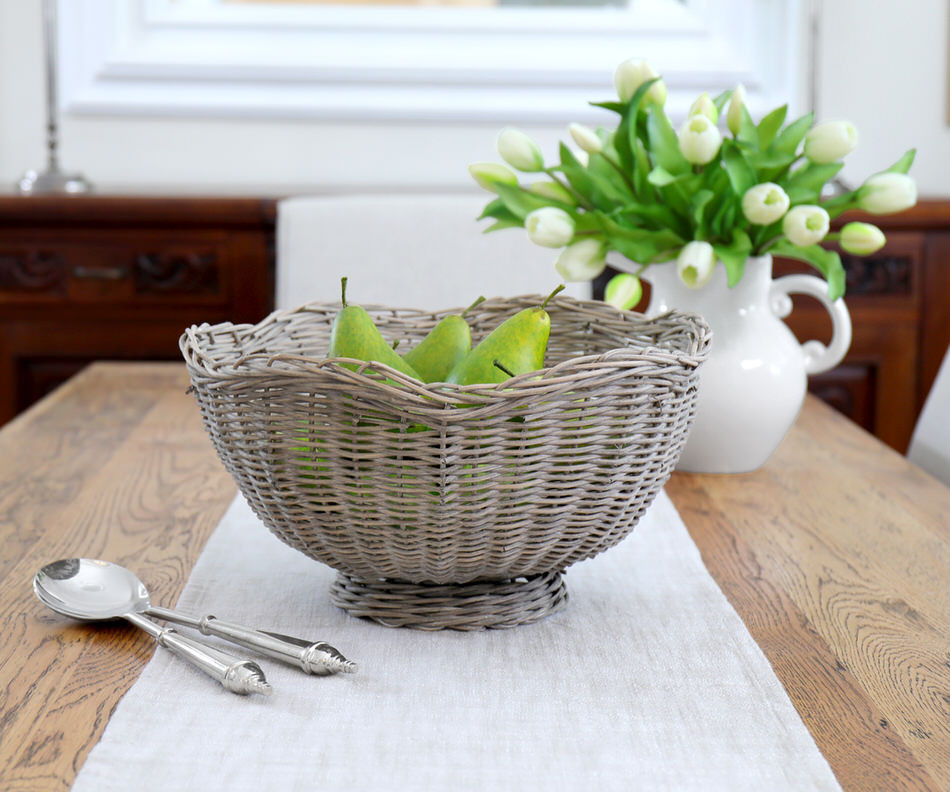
(34, 558, 151, 621)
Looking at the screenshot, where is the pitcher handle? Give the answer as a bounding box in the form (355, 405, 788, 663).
(769, 274, 852, 375)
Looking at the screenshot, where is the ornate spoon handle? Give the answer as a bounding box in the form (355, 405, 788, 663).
(124, 612, 272, 696)
(145, 606, 357, 675)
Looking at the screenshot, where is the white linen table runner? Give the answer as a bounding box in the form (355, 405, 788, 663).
(72, 490, 841, 791)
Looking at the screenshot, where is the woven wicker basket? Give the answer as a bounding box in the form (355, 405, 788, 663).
(181, 294, 710, 629)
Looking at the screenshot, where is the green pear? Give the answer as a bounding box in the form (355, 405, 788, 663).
(328, 277, 421, 380)
(402, 296, 485, 383)
(447, 285, 564, 385)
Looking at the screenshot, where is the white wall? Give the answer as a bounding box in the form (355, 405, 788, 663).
(0, 0, 948, 197)
(819, 0, 950, 194)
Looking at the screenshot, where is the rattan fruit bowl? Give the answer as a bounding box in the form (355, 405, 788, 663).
(180, 294, 711, 629)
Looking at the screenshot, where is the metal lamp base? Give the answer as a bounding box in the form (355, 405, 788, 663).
(16, 168, 93, 195)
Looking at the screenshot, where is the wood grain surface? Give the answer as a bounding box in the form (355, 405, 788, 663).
(1, 363, 949, 790)
(0, 363, 236, 791)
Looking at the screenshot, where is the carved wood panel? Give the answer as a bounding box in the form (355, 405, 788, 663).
(134, 249, 220, 295)
(0, 250, 67, 294)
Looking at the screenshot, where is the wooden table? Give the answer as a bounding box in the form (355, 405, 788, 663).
(1, 362, 949, 791)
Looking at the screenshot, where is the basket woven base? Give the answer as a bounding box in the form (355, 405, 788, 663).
(329, 571, 568, 631)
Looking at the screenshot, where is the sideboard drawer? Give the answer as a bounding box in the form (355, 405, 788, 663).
(0, 231, 231, 307)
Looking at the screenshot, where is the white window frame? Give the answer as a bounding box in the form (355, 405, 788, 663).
(58, 0, 802, 123)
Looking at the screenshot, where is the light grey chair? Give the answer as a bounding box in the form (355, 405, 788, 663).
(275, 193, 590, 312)
(907, 346, 950, 486)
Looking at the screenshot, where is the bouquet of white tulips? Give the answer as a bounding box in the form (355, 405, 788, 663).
(470, 59, 917, 308)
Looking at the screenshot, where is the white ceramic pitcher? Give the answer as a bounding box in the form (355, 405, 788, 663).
(638, 254, 852, 473)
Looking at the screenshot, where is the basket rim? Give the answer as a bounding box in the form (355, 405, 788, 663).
(179, 294, 711, 407)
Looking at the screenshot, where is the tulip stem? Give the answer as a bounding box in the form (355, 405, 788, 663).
(602, 153, 637, 195)
(545, 169, 595, 211)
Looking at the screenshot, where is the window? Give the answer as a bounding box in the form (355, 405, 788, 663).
(58, 0, 802, 122)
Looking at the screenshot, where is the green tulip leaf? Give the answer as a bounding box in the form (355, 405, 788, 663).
(773, 112, 814, 156)
(769, 240, 846, 299)
(632, 138, 652, 198)
(712, 229, 752, 287)
(558, 143, 615, 209)
(493, 182, 565, 220)
(737, 105, 759, 148)
(647, 166, 681, 187)
(884, 148, 916, 175)
(785, 161, 843, 196)
(611, 78, 662, 177)
(647, 107, 690, 176)
(478, 197, 521, 224)
(596, 213, 683, 263)
(589, 100, 627, 115)
(587, 153, 633, 202)
(757, 104, 788, 150)
(819, 189, 861, 219)
(615, 201, 689, 238)
(712, 89, 732, 114)
(690, 189, 716, 234)
(722, 143, 757, 196)
(483, 218, 525, 232)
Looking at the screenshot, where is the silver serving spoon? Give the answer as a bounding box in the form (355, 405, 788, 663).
(34, 559, 356, 679)
(34, 558, 271, 696)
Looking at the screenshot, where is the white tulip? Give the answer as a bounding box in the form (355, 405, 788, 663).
(614, 58, 667, 106)
(568, 123, 603, 155)
(741, 182, 790, 225)
(604, 273, 643, 311)
(525, 207, 575, 248)
(857, 172, 918, 214)
(676, 241, 716, 289)
(688, 92, 718, 124)
(727, 84, 747, 137)
(468, 162, 518, 193)
(555, 238, 607, 281)
(677, 114, 723, 165)
(496, 128, 544, 172)
(782, 205, 830, 247)
(839, 222, 886, 255)
(803, 121, 858, 163)
(529, 180, 575, 205)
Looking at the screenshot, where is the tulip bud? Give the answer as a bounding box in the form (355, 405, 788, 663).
(529, 180, 575, 205)
(525, 207, 575, 248)
(803, 121, 858, 163)
(688, 92, 718, 124)
(555, 238, 607, 281)
(496, 128, 545, 172)
(676, 241, 716, 289)
(468, 162, 518, 193)
(727, 84, 747, 137)
(857, 172, 918, 214)
(604, 273, 643, 311)
(741, 182, 790, 225)
(782, 205, 830, 247)
(613, 58, 667, 106)
(677, 114, 723, 165)
(568, 122, 604, 155)
(839, 222, 886, 255)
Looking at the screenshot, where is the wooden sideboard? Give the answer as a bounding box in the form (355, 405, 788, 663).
(0, 195, 275, 426)
(0, 194, 947, 453)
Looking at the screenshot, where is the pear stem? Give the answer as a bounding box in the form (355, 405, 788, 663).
(341, 276, 348, 307)
(461, 295, 486, 318)
(540, 284, 566, 310)
(493, 359, 515, 378)
(392, 339, 400, 351)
